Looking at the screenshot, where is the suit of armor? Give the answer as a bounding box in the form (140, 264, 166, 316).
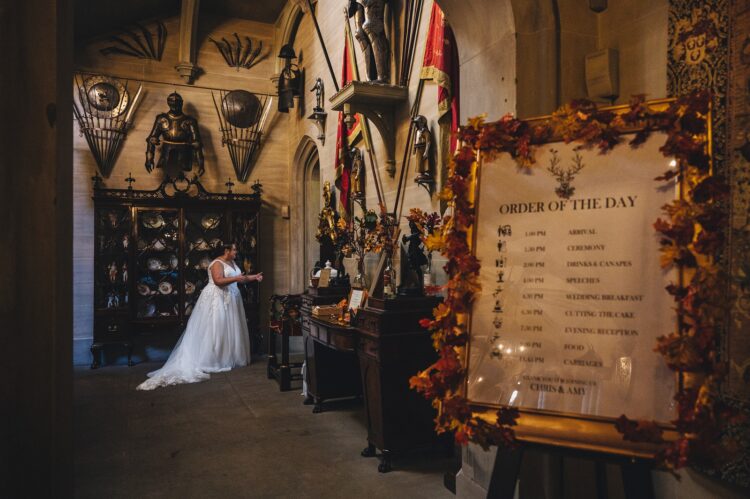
(412, 115, 432, 182)
(350, 146, 365, 200)
(145, 92, 205, 177)
(348, 0, 390, 83)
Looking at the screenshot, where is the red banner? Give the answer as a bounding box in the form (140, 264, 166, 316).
(420, 3, 460, 152)
(334, 36, 361, 215)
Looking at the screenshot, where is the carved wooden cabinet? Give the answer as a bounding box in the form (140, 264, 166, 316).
(352, 295, 445, 472)
(91, 178, 261, 368)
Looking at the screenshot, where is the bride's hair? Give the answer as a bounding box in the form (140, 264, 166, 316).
(214, 242, 236, 258)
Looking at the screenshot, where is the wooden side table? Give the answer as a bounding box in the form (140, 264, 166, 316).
(305, 316, 362, 413)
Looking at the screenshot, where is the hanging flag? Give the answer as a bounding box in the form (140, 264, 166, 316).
(334, 36, 362, 215)
(420, 3, 460, 153)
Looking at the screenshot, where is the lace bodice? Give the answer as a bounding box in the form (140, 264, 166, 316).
(208, 258, 241, 285)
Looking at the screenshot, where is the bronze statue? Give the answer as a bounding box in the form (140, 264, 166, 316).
(412, 115, 432, 183)
(400, 219, 428, 295)
(145, 92, 205, 177)
(348, 0, 390, 83)
(350, 146, 365, 201)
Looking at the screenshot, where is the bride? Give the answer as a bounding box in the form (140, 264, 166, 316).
(137, 242, 263, 390)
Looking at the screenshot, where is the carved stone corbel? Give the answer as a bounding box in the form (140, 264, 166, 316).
(329, 81, 407, 176)
(175, 0, 201, 84)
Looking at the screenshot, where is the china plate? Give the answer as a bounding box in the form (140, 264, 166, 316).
(201, 214, 221, 230)
(146, 258, 162, 271)
(142, 213, 165, 229)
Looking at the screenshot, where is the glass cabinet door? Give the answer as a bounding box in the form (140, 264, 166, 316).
(133, 208, 180, 319)
(95, 206, 132, 312)
(183, 209, 227, 318)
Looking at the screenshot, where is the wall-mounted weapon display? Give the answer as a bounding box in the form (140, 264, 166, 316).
(208, 33, 266, 71)
(73, 73, 143, 178)
(399, 0, 425, 87)
(99, 21, 167, 61)
(211, 89, 273, 183)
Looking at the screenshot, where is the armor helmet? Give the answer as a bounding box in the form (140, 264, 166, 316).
(167, 92, 183, 113)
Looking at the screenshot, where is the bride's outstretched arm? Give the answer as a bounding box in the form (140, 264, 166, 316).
(210, 262, 250, 287)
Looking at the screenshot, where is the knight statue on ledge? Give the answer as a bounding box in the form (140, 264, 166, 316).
(348, 0, 390, 83)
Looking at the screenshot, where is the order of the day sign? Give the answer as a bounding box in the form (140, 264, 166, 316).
(467, 133, 678, 424)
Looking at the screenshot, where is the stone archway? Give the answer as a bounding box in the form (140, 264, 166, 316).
(289, 135, 320, 293)
(434, 0, 560, 119)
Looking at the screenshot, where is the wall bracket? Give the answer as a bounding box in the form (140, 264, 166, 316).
(329, 81, 408, 176)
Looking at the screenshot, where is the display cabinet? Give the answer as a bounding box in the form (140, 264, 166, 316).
(91, 177, 262, 368)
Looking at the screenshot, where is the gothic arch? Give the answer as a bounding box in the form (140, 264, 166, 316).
(289, 135, 320, 293)
(272, 0, 306, 76)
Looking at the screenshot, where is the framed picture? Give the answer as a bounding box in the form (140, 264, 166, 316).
(348, 289, 367, 313)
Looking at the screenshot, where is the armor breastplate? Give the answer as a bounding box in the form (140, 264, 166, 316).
(160, 114, 192, 143)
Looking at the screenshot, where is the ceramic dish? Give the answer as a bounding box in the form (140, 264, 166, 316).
(142, 213, 165, 229)
(158, 281, 173, 295)
(201, 214, 221, 230)
(185, 281, 196, 294)
(146, 258, 162, 271)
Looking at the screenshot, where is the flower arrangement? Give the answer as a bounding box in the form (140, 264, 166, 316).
(409, 91, 737, 471)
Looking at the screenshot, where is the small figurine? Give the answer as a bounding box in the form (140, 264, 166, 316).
(311, 78, 325, 112)
(350, 146, 365, 201)
(412, 115, 433, 184)
(108, 261, 118, 283)
(145, 92, 205, 177)
(122, 234, 129, 249)
(106, 291, 119, 308)
(122, 262, 128, 284)
(400, 219, 428, 295)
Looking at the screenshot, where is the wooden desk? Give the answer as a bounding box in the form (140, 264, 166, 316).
(305, 316, 362, 413)
(353, 295, 446, 472)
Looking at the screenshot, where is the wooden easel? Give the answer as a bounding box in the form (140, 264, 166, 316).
(484, 444, 654, 499)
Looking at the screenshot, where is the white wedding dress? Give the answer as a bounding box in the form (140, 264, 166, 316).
(137, 259, 251, 390)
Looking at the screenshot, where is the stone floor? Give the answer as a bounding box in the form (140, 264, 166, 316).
(74, 361, 455, 499)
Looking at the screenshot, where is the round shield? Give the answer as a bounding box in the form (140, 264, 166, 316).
(221, 90, 261, 129)
(83, 76, 129, 118)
